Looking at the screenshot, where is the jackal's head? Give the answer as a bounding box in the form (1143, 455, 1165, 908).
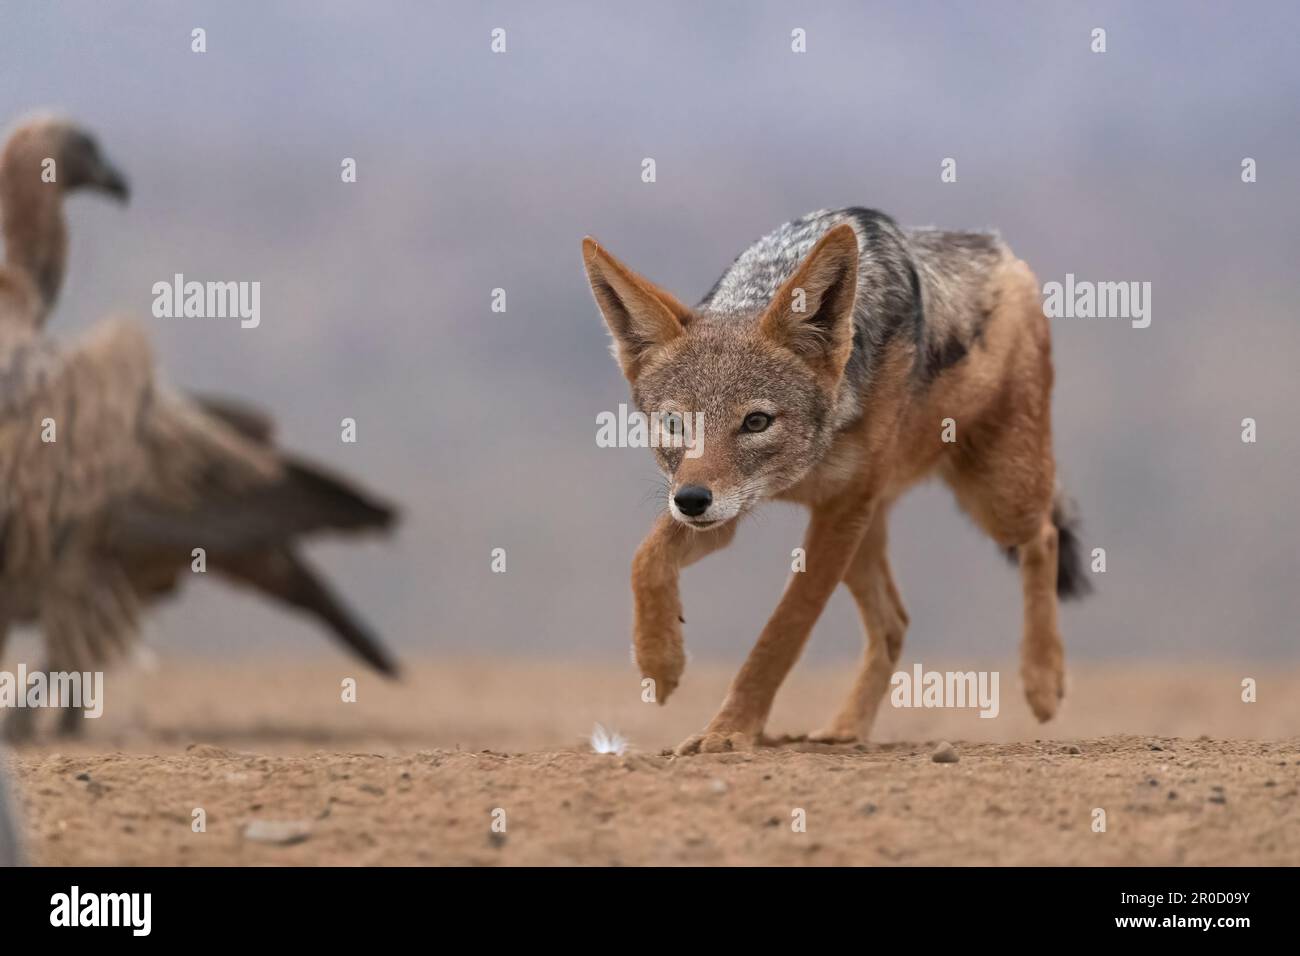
(584, 225, 859, 529)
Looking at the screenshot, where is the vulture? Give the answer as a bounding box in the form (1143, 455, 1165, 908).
(0, 757, 18, 865)
(0, 116, 401, 740)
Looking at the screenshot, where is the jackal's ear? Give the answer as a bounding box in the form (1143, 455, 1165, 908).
(583, 237, 691, 380)
(759, 224, 859, 381)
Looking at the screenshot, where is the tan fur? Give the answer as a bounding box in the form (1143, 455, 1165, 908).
(586, 235, 1065, 755)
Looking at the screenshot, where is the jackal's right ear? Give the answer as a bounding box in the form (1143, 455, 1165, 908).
(583, 237, 691, 380)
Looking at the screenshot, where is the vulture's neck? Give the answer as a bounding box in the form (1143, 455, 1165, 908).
(0, 150, 66, 326)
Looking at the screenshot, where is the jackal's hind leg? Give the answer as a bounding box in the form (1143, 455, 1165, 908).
(942, 436, 1064, 722)
(1017, 518, 1064, 721)
(809, 511, 908, 743)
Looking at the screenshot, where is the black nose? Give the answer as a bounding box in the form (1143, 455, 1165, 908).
(673, 485, 712, 517)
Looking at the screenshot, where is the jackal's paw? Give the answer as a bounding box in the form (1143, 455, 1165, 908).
(637, 645, 685, 705)
(1022, 661, 1065, 722)
(674, 730, 754, 756)
(634, 612, 686, 705)
(807, 724, 861, 745)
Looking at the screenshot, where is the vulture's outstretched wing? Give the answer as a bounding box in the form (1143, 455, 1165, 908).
(190, 392, 276, 445)
(1, 319, 399, 675)
(105, 392, 400, 677)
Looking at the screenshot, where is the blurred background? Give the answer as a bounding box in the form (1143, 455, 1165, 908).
(2, 0, 1297, 679)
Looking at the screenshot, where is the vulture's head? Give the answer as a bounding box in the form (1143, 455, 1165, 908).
(2, 114, 129, 202)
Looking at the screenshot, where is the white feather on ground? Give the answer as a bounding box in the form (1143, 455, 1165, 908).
(589, 724, 628, 756)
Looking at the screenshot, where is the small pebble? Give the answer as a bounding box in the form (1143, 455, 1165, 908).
(931, 742, 959, 764)
(1064, 744, 1082, 755)
(242, 820, 313, 845)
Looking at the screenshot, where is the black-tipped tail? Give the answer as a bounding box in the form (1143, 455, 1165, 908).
(1051, 493, 1091, 600)
(1002, 490, 1092, 600)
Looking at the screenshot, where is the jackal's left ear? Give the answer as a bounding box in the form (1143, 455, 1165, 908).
(760, 224, 859, 381)
(583, 237, 692, 381)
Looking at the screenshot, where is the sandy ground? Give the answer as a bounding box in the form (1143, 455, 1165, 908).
(3, 655, 1298, 865)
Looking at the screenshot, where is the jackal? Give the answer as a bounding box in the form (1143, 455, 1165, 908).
(583, 208, 1089, 755)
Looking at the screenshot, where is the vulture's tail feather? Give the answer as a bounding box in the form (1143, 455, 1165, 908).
(277, 458, 397, 536)
(118, 459, 396, 555)
(215, 548, 400, 678)
(192, 393, 276, 445)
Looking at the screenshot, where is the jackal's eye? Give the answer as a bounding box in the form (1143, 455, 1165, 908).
(661, 412, 684, 436)
(741, 412, 773, 433)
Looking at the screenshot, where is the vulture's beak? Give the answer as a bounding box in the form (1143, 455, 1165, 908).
(91, 155, 130, 203)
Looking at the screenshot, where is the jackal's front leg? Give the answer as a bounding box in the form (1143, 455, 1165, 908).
(676, 493, 876, 755)
(809, 509, 909, 744)
(631, 513, 736, 704)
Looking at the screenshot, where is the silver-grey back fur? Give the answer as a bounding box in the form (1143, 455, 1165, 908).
(700, 208, 1008, 401)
